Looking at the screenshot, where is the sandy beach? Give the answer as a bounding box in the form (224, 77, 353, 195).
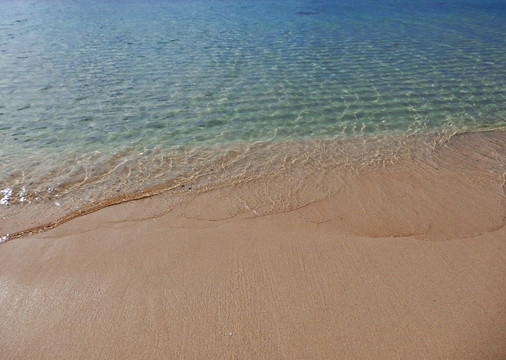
(0, 130, 505, 359)
(1, 0, 505, 358)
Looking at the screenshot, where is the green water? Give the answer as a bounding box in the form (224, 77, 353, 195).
(0, 0, 505, 234)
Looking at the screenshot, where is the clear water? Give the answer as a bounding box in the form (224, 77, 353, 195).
(0, 0, 505, 235)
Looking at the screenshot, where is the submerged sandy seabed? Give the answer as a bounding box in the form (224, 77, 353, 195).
(0, 129, 505, 359)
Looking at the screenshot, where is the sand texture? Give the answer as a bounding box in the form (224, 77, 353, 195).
(0, 130, 505, 359)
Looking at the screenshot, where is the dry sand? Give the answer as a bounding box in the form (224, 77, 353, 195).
(0, 130, 505, 359)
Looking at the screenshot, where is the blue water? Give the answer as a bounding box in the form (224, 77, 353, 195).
(0, 0, 505, 229)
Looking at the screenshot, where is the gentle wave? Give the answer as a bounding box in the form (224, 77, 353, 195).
(1, 128, 505, 240)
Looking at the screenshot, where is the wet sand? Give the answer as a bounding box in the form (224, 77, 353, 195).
(0, 130, 505, 359)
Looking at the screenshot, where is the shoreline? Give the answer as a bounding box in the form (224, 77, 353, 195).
(0, 128, 505, 358)
(2, 128, 505, 241)
(1, 1, 505, 356)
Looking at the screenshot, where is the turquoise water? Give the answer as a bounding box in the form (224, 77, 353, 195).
(0, 0, 505, 233)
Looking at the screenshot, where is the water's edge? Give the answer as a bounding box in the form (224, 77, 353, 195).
(1, 127, 504, 242)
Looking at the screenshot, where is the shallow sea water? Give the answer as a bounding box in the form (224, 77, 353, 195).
(0, 0, 505, 237)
